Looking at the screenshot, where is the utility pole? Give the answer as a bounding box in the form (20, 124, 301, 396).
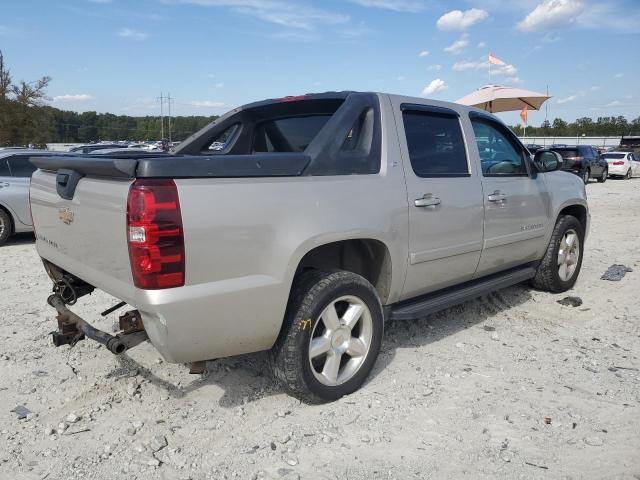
(166, 92, 174, 143)
(158, 92, 165, 140)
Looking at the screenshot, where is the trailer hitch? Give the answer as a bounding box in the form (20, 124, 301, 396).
(48, 294, 148, 355)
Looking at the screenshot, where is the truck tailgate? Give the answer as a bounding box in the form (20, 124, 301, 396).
(30, 169, 136, 303)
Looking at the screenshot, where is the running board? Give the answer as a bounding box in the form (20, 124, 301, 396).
(389, 266, 536, 321)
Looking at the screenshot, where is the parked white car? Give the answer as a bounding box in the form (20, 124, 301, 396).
(603, 152, 640, 179)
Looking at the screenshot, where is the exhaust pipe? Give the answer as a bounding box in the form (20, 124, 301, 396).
(48, 295, 145, 354)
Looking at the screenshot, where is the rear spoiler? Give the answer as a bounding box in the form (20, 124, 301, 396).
(29, 153, 311, 179)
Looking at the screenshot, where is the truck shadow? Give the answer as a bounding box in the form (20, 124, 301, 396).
(111, 284, 533, 408)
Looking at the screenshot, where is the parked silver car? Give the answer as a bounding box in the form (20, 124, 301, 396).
(0, 150, 67, 245)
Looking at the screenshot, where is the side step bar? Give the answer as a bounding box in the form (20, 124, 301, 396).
(389, 266, 536, 321)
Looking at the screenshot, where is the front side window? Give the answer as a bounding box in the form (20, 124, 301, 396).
(7, 156, 37, 177)
(471, 119, 528, 176)
(402, 110, 468, 177)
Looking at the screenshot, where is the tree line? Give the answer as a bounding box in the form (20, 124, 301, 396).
(0, 49, 638, 147)
(512, 116, 640, 138)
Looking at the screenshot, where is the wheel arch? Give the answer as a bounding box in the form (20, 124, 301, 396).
(557, 203, 588, 233)
(0, 202, 15, 236)
(290, 238, 394, 306)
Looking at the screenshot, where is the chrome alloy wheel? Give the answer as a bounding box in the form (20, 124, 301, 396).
(558, 229, 580, 282)
(308, 295, 373, 387)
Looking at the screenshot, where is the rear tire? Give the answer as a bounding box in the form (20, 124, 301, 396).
(0, 209, 12, 246)
(270, 270, 383, 402)
(626, 169, 632, 180)
(532, 215, 584, 293)
(597, 168, 607, 183)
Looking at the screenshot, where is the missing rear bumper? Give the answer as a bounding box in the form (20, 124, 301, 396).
(48, 294, 148, 355)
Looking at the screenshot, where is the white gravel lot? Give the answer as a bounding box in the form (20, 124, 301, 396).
(1, 178, 639, 480)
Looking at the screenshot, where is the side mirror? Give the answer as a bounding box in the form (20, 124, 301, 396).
(533, 149, 563, 172)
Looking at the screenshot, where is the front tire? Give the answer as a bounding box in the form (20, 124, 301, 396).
(270, 270, 383, 402)
(582, 168, 590, 184)
(0, 209, 12, 246)
(532, 215, 584, 293)
(597, 168, 607, 183)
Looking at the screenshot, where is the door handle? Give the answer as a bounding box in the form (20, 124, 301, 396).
(487, 190, 507, 203)
(414, 194, 441, 207)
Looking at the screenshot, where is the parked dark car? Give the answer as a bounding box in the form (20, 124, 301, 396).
(525, 143, 543, 154)
(548, 145, 608, 184)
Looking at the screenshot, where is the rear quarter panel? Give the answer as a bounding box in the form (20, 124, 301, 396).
(164, 102, 409, 361)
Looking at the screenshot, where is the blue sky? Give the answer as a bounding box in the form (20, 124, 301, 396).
(1, 0, 639, 126)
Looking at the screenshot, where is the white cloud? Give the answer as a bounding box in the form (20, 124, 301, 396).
(614, 72, 623, 79)
(168, 0, 349, 30)
(428, 64, 442, 71)
(437, 8, 488, 31)
(444, 33, 468, 55)
(421, 78, 448, 97)
(418, 50, 430, 57)
(53, 94, 94, 102)
(605, 100, 621, 107)
(348, 0, 425, 12)
(518, 0, 585, 32)
(189, 100, 226, 108)
(503, 76, 523, 84)
(477, 41, 486, 48)
(213, 82, 224, 88)
(557, 94, 578, 104)
(117, 28, 149, 40)
(452, 58, 517, 77)
(397, 76, 406, 81)
(590, 85, 600, 91)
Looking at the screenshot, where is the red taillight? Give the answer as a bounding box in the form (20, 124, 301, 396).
(612, 161, 625, 165)
(127, 179, 184, 289)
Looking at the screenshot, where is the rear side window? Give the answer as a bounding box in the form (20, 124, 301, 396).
(253, 115, 331, 153)
(553, 149, 581, 159)
(402, 110, 468, 177)
(602, 153, 625, 160)
(7, 156, 37, 177)
(471, 119, 527, 176)
(0, 159, 10, 176)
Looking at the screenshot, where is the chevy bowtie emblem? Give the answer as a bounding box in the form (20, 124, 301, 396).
(58, 207, 74, 225)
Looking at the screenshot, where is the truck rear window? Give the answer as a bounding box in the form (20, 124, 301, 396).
(253, 115, 332, 153)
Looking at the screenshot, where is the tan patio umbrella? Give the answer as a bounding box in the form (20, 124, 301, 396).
(455, 84, 550, 113)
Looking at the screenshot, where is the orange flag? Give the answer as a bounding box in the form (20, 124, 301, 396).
(520, 105, 528, 125)
(488, 53, 506, 65)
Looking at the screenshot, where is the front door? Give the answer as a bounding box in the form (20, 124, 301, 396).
(395, 101, 484, 300)
(469, 115, 550, 276)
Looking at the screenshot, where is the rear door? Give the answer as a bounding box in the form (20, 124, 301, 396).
(469, 114, 550, 277)
(2, 155, 36, 226)
(394, 101, 484, 300)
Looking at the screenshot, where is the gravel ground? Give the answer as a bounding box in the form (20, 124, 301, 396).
(1, 178, 639, 480)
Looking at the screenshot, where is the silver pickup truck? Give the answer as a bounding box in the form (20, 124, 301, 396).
(30, 92, 588, 401)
